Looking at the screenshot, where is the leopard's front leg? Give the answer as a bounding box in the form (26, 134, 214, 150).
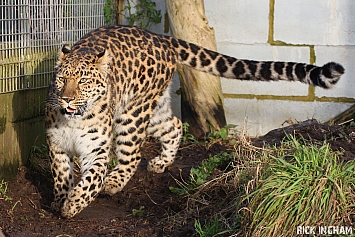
(61, 153, 109, 218)
(48, 144, 74, 212)
(48, 140, 110, 218)
(48, 122, 112, 218)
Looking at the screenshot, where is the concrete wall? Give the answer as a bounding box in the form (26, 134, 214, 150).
(204, 0, 355, 136)
(146, 0, 354, 136)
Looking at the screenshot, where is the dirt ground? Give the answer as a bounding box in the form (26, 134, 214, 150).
(1, 119, 355, 237)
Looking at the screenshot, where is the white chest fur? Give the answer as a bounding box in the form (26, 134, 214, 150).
(47, 118, 103, 158)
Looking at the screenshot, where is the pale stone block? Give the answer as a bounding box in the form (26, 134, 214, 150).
(218, 43, 310, 95)
(314, 46, 355, 99)
(224, 98, 352, 136)
(204, 0, 270, 44)
(274, 0, 355, 45)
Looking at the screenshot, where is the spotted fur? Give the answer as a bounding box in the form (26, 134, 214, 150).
(45, 25, 344, 218)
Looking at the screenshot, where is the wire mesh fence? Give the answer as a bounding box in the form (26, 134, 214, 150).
(0, 0, 107, 94)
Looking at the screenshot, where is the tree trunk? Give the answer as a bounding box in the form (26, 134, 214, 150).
(166, 0, 226, 138)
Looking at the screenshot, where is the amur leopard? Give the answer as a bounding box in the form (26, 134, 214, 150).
(46, 25, 344, 218)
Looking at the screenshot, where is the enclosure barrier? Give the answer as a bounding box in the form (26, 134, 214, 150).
(0, 0, 107, 179)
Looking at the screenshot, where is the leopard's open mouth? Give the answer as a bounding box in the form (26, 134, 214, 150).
(66, 107, 77, 114)
(61, 106, 81, 116)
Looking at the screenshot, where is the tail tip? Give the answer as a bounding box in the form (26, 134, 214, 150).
(323, 62, 345, 78)
(316, 62, 344, 89)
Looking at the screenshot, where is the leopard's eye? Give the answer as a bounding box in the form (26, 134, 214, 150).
(57, 76, 65, 83)
(79, 77, 89, 84)
(79, 78, 88, 84)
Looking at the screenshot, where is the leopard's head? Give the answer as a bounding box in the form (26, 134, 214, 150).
(51, 44, 112, 119)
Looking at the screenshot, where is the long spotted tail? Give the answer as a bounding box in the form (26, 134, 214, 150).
(170, 37, 344, 89)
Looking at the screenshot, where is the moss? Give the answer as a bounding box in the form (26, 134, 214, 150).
(1, 50, 56, 93)
(268, 0, 316, 64)
(0, 88, 47, 179)
(223, 93, 355, 103)
(268, 0, 275, 44)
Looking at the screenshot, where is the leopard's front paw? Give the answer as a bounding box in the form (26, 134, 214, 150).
(101, 178, 123, 196)
(147, 156, 171, 173)
(61, 199, 78, 219)
(60, 190, 88, 219)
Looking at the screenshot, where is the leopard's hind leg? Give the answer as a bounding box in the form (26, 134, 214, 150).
(102, 100, 151, 195)
(103, 85, 181, 194)
(146, 90, 182, 173)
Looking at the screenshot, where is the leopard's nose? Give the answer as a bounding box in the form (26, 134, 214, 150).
(62, 97, 75, 103)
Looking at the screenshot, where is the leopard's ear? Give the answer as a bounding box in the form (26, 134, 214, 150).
(56, 44, 71, 67)
(95, 49, 112, 72)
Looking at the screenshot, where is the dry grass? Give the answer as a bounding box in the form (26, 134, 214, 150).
(167, 119, 266, 236)
(169, 121, 355, 237)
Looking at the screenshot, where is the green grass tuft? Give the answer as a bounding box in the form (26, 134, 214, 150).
(190, 152, 231, 186)
(246, 136, 355, 237)
(195, 214, 229, 237)
(0, 179, 12, 201)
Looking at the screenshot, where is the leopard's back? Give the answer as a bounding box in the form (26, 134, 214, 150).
(72, 26, 178, 100)
(68, 25, 344, 96)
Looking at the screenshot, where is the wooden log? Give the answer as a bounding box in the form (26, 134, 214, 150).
(328, 104, 355, 125)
